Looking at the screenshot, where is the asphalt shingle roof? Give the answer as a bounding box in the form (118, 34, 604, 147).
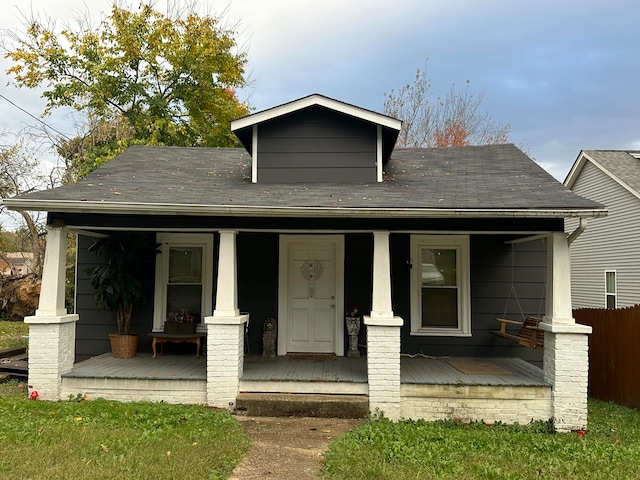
(580, 150, 640, 195)
(8, 144, 603, 216)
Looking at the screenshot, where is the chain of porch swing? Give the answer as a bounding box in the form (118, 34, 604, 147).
(502, 239, 547, 322)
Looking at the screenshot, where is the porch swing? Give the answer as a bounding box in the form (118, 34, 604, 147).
(491, 242, 545, 350)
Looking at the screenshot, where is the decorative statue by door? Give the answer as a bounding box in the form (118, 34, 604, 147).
(262, 317, 277, 358)
(346, 307, 361, 357)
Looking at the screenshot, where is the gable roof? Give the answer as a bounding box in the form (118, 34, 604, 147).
(231, 94, 401, 160)
(564, 150, 640, 200)
(4, 144, 605, 219)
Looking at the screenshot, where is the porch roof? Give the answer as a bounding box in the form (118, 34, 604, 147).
(5, 144, 606, 219)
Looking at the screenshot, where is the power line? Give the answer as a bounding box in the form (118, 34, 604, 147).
(0, 94, 72, 140)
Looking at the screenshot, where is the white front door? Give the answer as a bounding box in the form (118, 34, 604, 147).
(279, 235, 344, 355)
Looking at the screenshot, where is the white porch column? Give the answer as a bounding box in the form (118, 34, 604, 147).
(205, 230, 248, 410)
(25, 225, 79, 401)
(540, 232, 591, 432)
(364, 231, 403, 421)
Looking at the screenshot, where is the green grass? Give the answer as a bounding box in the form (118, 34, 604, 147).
(323, 400, 640, 479)
(0, 320, 28, 350)
(0, 397, 250, 479)
(0, 322, 250, 478)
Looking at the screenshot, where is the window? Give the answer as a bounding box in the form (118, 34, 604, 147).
(605, 270, 617, 309)
(410, 235, 470, 336)
(153, 234, 214, 331)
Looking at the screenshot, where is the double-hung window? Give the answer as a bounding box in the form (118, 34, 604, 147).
(410, 235, 470, 336)
(153, 233, 214, 331)
(605, 270, 617, 309)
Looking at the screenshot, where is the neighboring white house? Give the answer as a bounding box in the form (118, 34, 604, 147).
(564, 150, 640, 308)
(0, 252, 35, 276)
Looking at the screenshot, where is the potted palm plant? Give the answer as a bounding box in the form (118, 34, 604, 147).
(86, 232, 156, 358)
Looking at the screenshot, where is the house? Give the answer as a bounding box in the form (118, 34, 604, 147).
(0, 252, 35, 276)
(4, 94, 605, 431)
(565, 150, 640, 308)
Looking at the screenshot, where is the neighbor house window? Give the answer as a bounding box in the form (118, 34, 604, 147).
(153, 233, 214, 331)
(410, 235, 470, 336)
(605, 270, 617, 309)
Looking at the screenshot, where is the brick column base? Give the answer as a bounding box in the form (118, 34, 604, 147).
(540, 322, 592, 432)
(25, 314, 79, 401)
(205, 314, 249, 409)
(364, 316, 403, 421)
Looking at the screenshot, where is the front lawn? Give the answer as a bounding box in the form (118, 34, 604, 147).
(0, 321, 250, 479)
(0, 397, 250, 480)
(324, 399, 640, 479)
(0, 320, 28, 350)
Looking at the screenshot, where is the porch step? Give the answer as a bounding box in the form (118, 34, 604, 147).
(235, 393, 369, 419)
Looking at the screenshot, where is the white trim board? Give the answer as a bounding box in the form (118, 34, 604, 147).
(232, 94, 401, 132)
(5, 198, 608, 219)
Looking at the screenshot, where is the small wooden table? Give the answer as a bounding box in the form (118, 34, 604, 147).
(148, 333, 206, 358)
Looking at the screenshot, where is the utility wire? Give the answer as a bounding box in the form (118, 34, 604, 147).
(0, 93, 72, 140)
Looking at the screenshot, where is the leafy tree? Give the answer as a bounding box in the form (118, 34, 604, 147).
(55, 113, 135, 183)
(0, 230, 20, 253)
(4, 1, 249, 179)
(384, 61, 511, 148)
(0, 137, 46, 273)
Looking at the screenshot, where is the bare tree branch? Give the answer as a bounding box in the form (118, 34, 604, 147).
(384, 61, 511, 148)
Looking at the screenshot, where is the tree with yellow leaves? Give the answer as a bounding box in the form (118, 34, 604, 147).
(4, 1, 249, 178)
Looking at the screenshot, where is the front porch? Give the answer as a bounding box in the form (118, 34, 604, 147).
(61, 354, 551, 423)
(28, 227, 589, 431)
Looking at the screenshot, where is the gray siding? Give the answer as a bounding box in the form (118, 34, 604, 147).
(393, 234, 545, 367)
(75, 229, 548, 365)
(257, 106, 377, 183)
(567, 161, 640, 308)
(75, 233, 158, 360)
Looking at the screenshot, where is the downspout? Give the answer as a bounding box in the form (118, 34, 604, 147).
(567, 218, 588, 245)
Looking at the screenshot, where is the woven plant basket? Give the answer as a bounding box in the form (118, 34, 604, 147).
(109, 333, 139, 358)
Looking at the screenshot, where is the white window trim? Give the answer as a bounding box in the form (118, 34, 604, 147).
(605, 270, 617, 309)
(410, 234, 471, 336)
(252, 124, 258, 183)
(376, 125, 383, 182)
(153, 233, 214, 332)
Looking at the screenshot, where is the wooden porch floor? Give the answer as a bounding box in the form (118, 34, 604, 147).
(63, 354, 547, 387)
(401, 356, 548, 386)
(63, 353, 207, 380)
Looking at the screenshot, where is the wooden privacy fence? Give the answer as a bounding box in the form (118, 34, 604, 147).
(574, 305, 640, 409)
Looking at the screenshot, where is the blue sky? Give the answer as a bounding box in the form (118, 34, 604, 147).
(1, 0, 639, 181)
